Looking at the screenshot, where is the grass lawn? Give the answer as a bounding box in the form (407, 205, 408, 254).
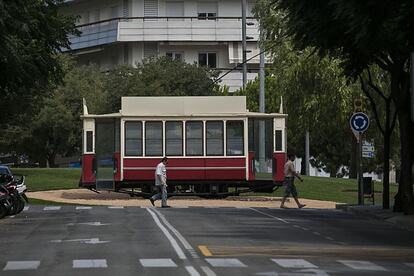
(10, 168, 397, 204)
(246, 175, 398, 204)
(12, 168, 80, 192)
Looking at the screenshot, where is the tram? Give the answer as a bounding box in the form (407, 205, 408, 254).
(80, 96, 287, 197)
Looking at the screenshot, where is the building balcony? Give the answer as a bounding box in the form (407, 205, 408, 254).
(67, 17, 259, 51)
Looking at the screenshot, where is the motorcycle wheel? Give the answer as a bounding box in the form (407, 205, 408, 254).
(8, 195, 21, 216)
(0, 203, 7, 219)
(16, 196, 25, 214)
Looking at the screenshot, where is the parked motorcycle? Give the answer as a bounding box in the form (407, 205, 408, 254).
(0, 174, 28, 218)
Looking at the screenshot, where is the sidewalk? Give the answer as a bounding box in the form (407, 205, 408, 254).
(336, 203, 414, 232)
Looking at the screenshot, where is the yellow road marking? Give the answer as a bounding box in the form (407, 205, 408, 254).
(198, 245, 213, 257)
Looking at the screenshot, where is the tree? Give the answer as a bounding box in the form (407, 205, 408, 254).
(105, 57, 221, 112)
(0, 0, 78, 125)
(236, 45, 356, 176)
(256, 0, 414, 214)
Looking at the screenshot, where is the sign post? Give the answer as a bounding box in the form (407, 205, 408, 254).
(350, 112, 370, 205)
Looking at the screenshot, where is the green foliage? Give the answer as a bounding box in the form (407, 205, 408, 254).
(0, 0, 78, 124)
(105, 57, 220, 111)
(13, 168, 80, 191)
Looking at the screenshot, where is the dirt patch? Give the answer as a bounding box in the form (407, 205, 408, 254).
(27, 189, 337, 209)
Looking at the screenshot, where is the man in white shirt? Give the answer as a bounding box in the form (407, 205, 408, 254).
(150, 157, 170, 208)
(280, 154, 305, 209)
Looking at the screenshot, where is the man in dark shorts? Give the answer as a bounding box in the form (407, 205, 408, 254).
(280, 154, 306, 209)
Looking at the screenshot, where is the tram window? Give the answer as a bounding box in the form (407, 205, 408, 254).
(206, 121, 224, 156)
(275, 130, 283, 151)
(166, 121, 183, 156)
(186, 121, 203, 156)
(86, 131, 93, 152)
(226, 121, 244, 156)
(145, 121, 163, 156)
(125, 122, 142, 156)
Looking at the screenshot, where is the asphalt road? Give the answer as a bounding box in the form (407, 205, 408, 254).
(0, 205, 413, 276)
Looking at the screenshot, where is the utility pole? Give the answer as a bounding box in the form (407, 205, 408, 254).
(241, 0, 247, 89)
(305, 130, 310, 176)
(411, 52, 414, 122)
(259, 38, 266, 171)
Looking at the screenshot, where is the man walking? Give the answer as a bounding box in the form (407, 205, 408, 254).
(149, 157, 170, 208)
(280, 154, 306, 209)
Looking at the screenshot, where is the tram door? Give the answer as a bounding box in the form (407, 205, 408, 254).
(95, 119, 119, 190)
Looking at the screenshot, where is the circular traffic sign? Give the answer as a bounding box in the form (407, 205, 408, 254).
(350, 112, 370, 133)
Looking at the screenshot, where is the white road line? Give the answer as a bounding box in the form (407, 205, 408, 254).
(73, 259, 107, 268)
(146, 208, 187, 260)
(139, 259, 177, 267)
(205, 258, 247, 267)
(152, 208, 199, 258)
(313, 232, 321, 235)
(43, 206, 61, 211)
(249, 208, 289, 224)
(76, 206, 92, 210)
(405, 263, 414, 268)
(108, 206, 124, 209)
(338, 260, 387, 271)
(272, 259, 318, 268)
(325, 237, 334, 241)
(3, 261, 40, 271)
(186, 266, 201, 276)
(201, 266, 217, 276)
(301, 227, 309, 231)
(293, 225, 301, 229)
(23, 206, 29, 211)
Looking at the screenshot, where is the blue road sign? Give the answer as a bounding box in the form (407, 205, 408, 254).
(350, 112, 370, 133)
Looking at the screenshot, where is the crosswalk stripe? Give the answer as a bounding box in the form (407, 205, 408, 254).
(185, 266, 201, 276)
(405, 263, 414, 268)
(73, 259, 107, 268)
(205, 258, 247, 267)
(76, 206, 92, 210)
(139, 259, 177, 267)
(43, 206, 61, 211)
(23, 206, 29, 211)
(108, 206, 124, 209)
(272, 259, 318, 268)
(338, 260, 387, 271)
(3, 261, 40, 271)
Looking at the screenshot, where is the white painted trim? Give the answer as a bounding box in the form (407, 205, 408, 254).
(122, 155, 246, 159)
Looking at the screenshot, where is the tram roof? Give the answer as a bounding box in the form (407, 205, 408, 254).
(82, 96, 287, 118)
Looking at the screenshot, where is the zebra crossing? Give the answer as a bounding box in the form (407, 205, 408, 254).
(2, 257, 412, 273)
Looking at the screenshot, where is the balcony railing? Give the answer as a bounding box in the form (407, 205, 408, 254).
(66, 16, 259, 51)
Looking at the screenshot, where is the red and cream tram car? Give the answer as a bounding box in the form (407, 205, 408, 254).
(80, 96, 287, 197)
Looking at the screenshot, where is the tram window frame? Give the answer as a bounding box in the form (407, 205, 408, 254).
(186, 121, 204, 156)
(206, 121, 224, 156)
(85, 131, 93, 153)
(124, 121, 143, 156)
(226, 121, 244, 156)
(166, 121, 183, 156)
(145, 121, 163, 156)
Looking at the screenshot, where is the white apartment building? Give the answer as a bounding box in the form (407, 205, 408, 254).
(61, 0, 264, 91)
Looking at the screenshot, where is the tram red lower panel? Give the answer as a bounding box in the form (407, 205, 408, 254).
(81, 154, 95, 183)
(123, 158, 246, 181)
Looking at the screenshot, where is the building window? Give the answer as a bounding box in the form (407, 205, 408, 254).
(166, 121, 183, 156)
(166, 52, 183, 61)
(125, 122, 142, 156)
(186, 121, 203, 156)
(86, 131, 93, 152)
(206, 121, 224, 156)
(145, 121, 163, 156)
(197, 2, 217, 20)
(198, 53, 217, 68)
(226, 121, 244, 156)
(275, 129, 283, 151)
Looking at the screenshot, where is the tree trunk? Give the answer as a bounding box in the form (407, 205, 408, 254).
(382, 128, 391, 209)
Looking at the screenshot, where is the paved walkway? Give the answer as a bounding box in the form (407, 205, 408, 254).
(336, 204, 414, 232)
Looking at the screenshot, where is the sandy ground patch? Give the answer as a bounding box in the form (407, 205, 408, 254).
(27, 189, 337, 209)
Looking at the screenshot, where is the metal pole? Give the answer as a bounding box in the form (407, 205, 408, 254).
(411, 52, 414, 122)
(241, 0, 247, 89)
(305, 130, 310, 176)
(358, 133, 364, 205)
(259, 41, 266, 171)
